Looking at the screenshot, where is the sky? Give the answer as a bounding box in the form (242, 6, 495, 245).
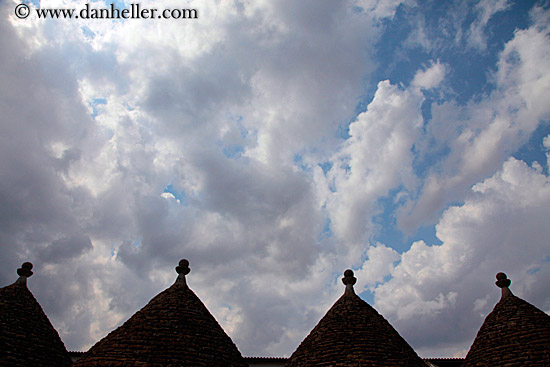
(1, 0, 550, 359)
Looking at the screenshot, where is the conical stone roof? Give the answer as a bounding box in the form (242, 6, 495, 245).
(0, 262, 73, 367)
(74, 259, 247, 367)
(463, 272, 550, 366)
(286, 270, 426, 367)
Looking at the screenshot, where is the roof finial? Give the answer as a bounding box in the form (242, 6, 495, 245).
(342, 269, 356, 295)
(175, 259, 190, 286)
(495, 272, 512, 298)
(16, 262, 33, 284)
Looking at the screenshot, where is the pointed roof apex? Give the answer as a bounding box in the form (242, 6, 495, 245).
(15, 262, 33, 285)
(342, 269, 357, 295)
(495, 272, 513, 298)
(175, 258, 191, 286)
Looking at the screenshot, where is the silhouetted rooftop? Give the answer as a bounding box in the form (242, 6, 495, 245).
(0, 262, 73, 367)
(463, 272, 550, 366)
(286, 269, 426, 366)
(74, 259, 247, 367)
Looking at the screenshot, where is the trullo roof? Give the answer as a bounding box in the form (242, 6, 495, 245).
(286, 269, 426, 367)
(74, 259, 247, 367)
(463, 272, 550, 366)
(0, 262, 73, 367)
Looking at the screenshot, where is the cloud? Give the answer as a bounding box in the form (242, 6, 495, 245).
(375, 156, 550, 356)
(466, 0, 511, 51)
(411, 60, 447, 89)
(398, 10, 550, 231)
(401, 0, 511, 53)
(0, 0, 384, 356)
(544, 134, 550, 169)
(324, 80, 423, 244)
(355, 243, 401, 290)
(354, 0, 408, 19)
